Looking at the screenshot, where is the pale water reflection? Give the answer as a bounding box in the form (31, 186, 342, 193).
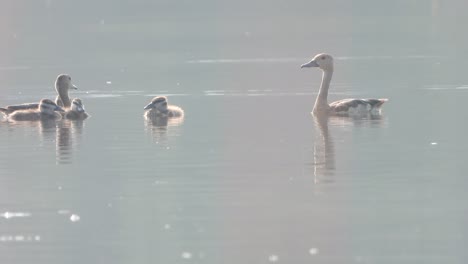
(144, 115, 184, 145)
(56, 120, 86, 164)
(1, 0, 468, 263)
(2, 118, 87, 165)
(311, 115, 336, 184)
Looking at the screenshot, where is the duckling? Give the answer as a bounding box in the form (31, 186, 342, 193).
(7, 99, 65, 121)
(64, 98, 89, 120)
(144, 96, 184, 119)
(0, 74, 77, 114)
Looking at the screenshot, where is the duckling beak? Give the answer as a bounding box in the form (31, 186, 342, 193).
(55, 105, 65, 112)
(301, 60, 319, 68)
(144, 103, 154, 110)
(76, 106, 85, 113)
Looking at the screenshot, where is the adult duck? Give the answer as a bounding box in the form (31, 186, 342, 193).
(0, 74, 77, 114)
(301, 53, 387, 116)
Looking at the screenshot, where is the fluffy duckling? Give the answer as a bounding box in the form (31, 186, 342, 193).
(7, 99, 65, 121)
(64, 98, 89, 120)
(0, 74, 78, 114)
(144, 96, 184, 119)
(301, 53, 388, 115)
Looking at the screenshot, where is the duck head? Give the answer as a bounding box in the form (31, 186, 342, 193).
(71, 98, 86, 113)
(144, 96, 169, 113)
(56, 74, 78, 92)
(301, 53, 334, 72)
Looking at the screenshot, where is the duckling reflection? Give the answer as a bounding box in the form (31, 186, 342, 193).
(144, 96, 184, 119)
(0, 74, 77, 114)
(55, 119, 85, 165)
(144, 115, 184, 144)
(312, 114, 335, 184)
(5, 99, 64, 121)
(64, 99, 89, 120)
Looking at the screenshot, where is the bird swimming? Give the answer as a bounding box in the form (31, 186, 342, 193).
(0, 74, 77, 114)
(5, 99, 64, 121)
(55, 74, 78, 108)
(301, 53, 388, 116)
(64, 98, 89, 120)
(144, 96, 184, 119)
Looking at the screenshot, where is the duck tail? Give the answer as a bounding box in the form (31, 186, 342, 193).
(0, 107, 10, 115)
(375, 98, 389, 108)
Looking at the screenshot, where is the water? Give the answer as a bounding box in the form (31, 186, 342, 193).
(1, 0, 468, 263)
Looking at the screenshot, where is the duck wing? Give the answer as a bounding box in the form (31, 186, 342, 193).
(329, 98, 388, 113)
(0, 103, 39, 114)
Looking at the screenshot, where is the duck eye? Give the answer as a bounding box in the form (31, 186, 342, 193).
(321, 56, 326, 60)
(69, 77, 72, 81)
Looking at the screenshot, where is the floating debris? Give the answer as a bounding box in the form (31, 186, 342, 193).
(70, 214, 81, 222)
(181, 252, 192, 259)
(309, 248, 319, 255)
(268, 255, 279, 262)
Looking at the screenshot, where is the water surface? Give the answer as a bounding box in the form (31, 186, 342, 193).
(1, 0, 468, 263)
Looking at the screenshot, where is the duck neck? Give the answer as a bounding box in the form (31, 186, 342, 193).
(314, 68, 333, 112)
(57, 85, 71, 108)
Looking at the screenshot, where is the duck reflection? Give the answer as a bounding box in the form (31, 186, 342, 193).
(2, 116, 86, 164)
(311, 113, 386, 184)
(144, 115, 184, 144)
(312, 114, 335, 184)
(55, 119, 86, 164)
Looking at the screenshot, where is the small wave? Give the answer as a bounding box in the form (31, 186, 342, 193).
(0, 66, 32, 71)
(187, 55, 445, 64)
(1, 211, 31, 219)
(186, 58, 301, 64)
(85, 94, 123, 98)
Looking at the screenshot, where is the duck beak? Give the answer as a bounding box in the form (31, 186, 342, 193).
(71, 84, 78, 90)
(55, 105, 65, 112)
(301, 60, 319, 68)
(144, 103, 154, 110)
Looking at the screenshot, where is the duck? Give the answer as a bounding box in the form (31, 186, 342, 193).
(6, 99, 65, 121)
(64, 98, 89, 120)
(301, 53, 388, 116)
(54, 74, 78, 108)
(0, 74, 77, 114)
(144, 96, 184, 119)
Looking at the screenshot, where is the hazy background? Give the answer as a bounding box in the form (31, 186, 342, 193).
(1, 0, 467, 263)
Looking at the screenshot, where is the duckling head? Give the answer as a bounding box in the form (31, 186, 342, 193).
(39, 99, 65, 114)
(144, 96, 169, 113)
(71, 98, 85, 113)
(56, 74, 78, 92)
(301, 53, 334, 72)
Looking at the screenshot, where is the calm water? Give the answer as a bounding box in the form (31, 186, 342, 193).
(1, 0, 468, 263)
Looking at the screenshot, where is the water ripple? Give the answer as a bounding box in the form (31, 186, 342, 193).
(1, 211, 31, 219)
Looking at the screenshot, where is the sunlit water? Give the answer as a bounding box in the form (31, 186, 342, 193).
(1, 0, 468, 263)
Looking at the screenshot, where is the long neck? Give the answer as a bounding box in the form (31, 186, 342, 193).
(318, 69, 333, 102)
(57, 84, 71, 108)
(314, 68, 333, 112)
